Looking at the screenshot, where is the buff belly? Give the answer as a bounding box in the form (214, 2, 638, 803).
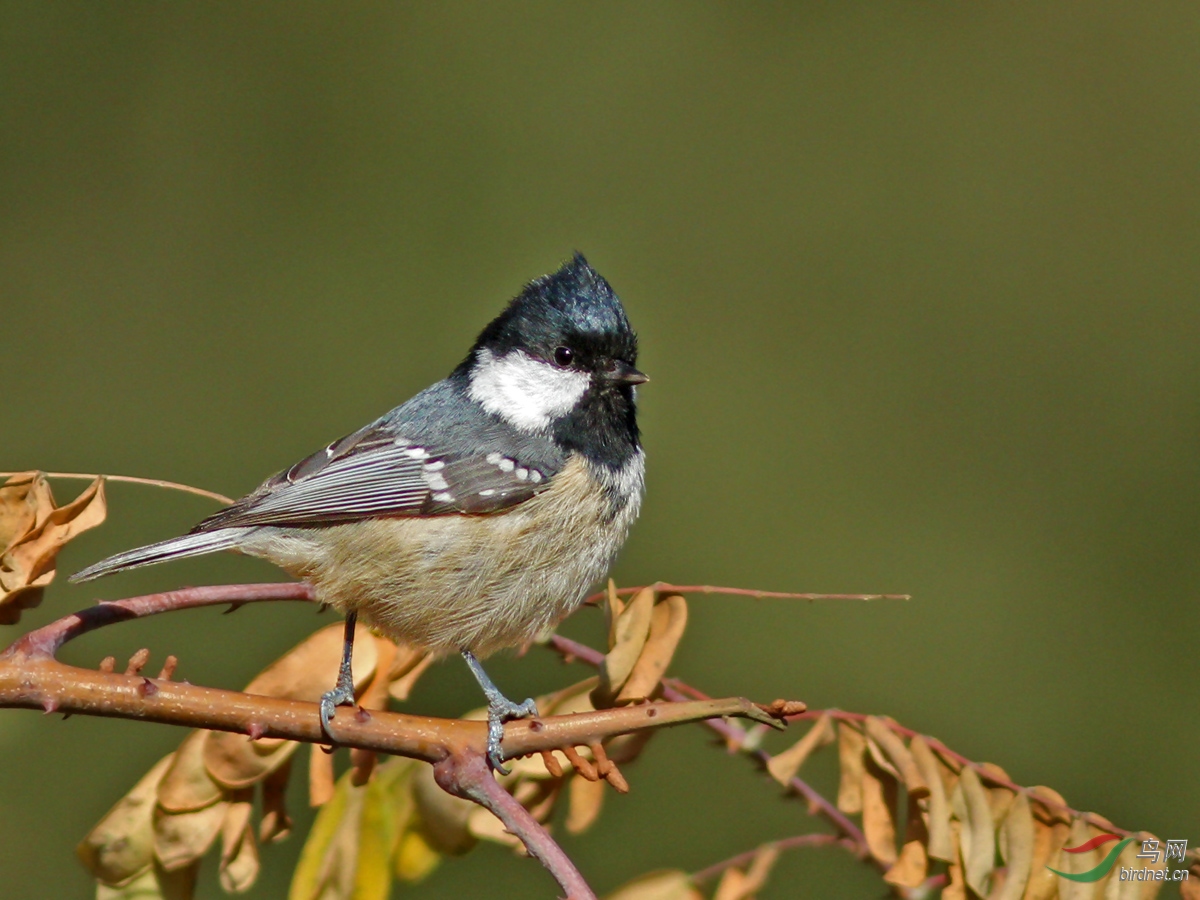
(242, 455, 641, 656)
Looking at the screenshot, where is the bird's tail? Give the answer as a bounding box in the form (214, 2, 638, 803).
(70, 530, 242, 583)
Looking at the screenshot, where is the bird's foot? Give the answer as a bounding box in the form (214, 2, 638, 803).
(485, 694, 540, 774)
(319, 679, 356, 739)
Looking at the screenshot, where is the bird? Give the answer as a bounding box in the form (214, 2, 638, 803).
(72, 254, 646, 770)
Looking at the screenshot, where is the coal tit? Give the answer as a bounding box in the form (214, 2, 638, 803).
(73, 254, 647, 769)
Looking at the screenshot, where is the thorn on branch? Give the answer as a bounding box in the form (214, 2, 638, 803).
(223, 602, 245, 615)
(139, 678, 158, 697)
(247, 723, 265, 741)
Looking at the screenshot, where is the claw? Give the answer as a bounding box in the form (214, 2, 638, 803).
(462, 648, 539, 773)
(321, 612, 358, 742)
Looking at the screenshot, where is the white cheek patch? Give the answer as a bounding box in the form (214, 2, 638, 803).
(469, 348, 591, 432)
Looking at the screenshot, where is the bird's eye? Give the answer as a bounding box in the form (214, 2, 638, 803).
(553, 346, 574, 367)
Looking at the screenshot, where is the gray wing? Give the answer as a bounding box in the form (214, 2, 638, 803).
(191, 422, 554, 531)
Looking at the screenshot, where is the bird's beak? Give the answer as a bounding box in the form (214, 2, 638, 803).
(606, 361, 649, 385)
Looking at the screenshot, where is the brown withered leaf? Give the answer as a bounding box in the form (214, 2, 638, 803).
(865, 716, 929, 799)
(309, 741, 336, 809)
(259, 756, 293, 844)
(767, 712, 835, 786)
(1029, 784, 1073, 826)
(952, 767, 996, 898)
(156, 731, 222, 813)
(385, 642, 433, 702)
(862, 755, 899, 865)
(909, 735, 955, 862)
(0, 471, 106, 624)
(885, 788, 930, 889)
(77, 754, 174, 887)
(836, 722, 866, 814)
(152, 798, 228, 871)
(97, 862, 198, 900)
(712, 844, 780, 900)
(1024, 818, 1072, 900)
(602, 870, 703, 900)
(976, 761, 1014, 825)
(218, 794, 260, 893)
(592, 586, 656, 707)
(615, 594, 688, 704)
(1055, 818, 1107, 900)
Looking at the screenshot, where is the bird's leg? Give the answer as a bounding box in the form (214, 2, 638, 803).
(319, 611, 358, 738)
(461, 648, 539, 774)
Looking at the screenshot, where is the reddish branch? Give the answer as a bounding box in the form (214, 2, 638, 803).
(0, 582, 790, 900)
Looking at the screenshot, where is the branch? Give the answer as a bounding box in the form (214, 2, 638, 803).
(0, 583, 791, 900)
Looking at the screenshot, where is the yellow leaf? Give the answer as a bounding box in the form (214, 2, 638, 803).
(566, 772, 607, 835)
(393, 828, 440, 883)
(990, 792, 1034, 900)
(602, 870, 703, 900)
(836, 722, 866, 814)
(97, 862, 198, 900)
(289, 772, 362, 900)
(952, 767, 996, 897)
(616, 594, 689, 703)
(78, 754, 174, 887)
(766, 713, 835, 786)
(711, 844, 780, 900)
(1054, 818, 1105, 900)
(352, 771, 399, 900)
(0, 472, 106, 624)
(910, 735, 955, 862)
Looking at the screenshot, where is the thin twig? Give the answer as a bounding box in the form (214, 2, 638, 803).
(583, 583, 910, 604)
(0, 471, 234, 505)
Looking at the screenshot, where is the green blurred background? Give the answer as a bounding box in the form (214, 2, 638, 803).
(3, 3, 1197, 897)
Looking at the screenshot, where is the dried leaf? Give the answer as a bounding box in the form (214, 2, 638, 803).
(385, 644, 433, 702)
(910, 735, 955, 862)
(862, 755, 899, 865)
(467, 806, 521, 851)
(616, 594, 689, 703)
(592, 586, 656, 706)
(990, 792, 1034, 900)
(0, 472, 106, 623)
(978, 761, 1015, 825)
(218, 794, 260, 893)
(953, 766, 996, 897)
(152, 799, 228, 872)
(97, 862, 198, 900)
(767, 712, 835, 786)
(836, 722, 866, 814)
(603, 870, 703, 900)
(1105, 835, 1160, 900)
(886, 788, 930, 889)
(308, 742, 336, 809)
(865, 716, 929, 799)
(1029, 785, 1072, 826)
(205, 622, 378, 790)
(259, 756, 293, 844)
(566, 772, 607, 834)
(156, 731, 222, 813)
(1055, 818, 1107, 900)
(1025, 818, 1072, 900)
(713, 844, 780, 900)
(77, 754, 174, 887)
(943, 821, 967, 900)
